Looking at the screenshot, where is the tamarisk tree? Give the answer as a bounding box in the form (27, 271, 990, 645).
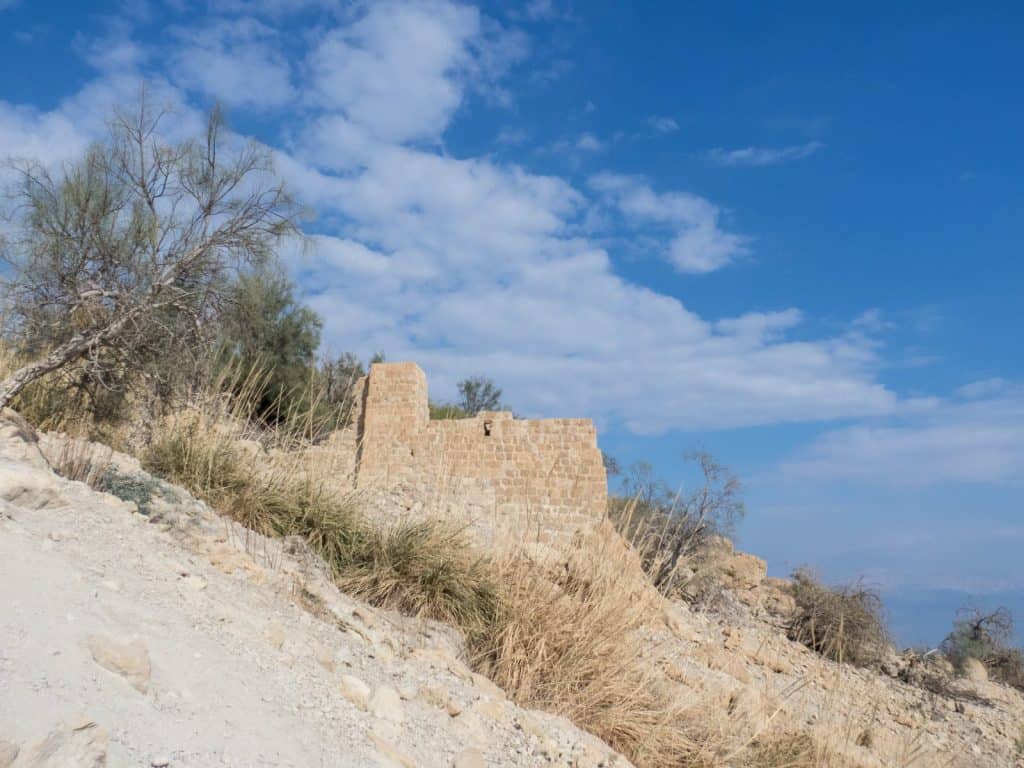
(0, 99, 298, 408)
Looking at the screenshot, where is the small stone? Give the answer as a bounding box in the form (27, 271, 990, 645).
(452, 747, 485, 768)
(339, 675, 372, 709)
(469, 672, 504, 699)
(0, 740, 19, 768)
(313, 640, 335, 672)
(370, 734, 414, 768)
(266, 622, 286, 651)
(369, 686, 404, 723)
(472, 698, 505, 722)
(14, 720, 107, 768)
(398, 684, 418, 701)
(87, 634, 151, 694)
(151, 756, 171, 767)
(445, 698, 463, 718)
(353, 606, 377, 629)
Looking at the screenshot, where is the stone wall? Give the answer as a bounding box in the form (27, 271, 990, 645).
(351, 362, 607, 548)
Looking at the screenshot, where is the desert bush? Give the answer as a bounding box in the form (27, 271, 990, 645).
(942, 606, 1024, 691)
(609, 452, 745, 595)
(787, 568, 890, 667)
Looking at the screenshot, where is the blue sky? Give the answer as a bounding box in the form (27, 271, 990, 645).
(2, 0, 1021, 645)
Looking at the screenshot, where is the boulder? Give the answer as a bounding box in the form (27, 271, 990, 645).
(87, 634, 151, 694)
(0, 410, 48, 470)
(339, 675, 372, 709)
(962, 657, 989, 685)
(11, 719, 107, 768)
(368, 686, 404, 723)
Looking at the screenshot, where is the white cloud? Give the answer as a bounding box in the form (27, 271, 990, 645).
(307, 0, 523, 144)
(648, 116, 678, 133)
(169, 17, 294, 109)
(590, 172, 749, 273)
(0, 0, 907, 438)
(780, 386, 1024, 486)
(575, 132, 603, 151)
(957, 377, 1006, 399)
(708, 141, 824, 167)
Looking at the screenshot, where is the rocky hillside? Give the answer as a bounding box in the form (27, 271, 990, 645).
(1, 412, 1022, 768)
(0, 414, 623, 768)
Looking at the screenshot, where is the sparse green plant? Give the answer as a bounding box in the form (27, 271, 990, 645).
(787, 567, 890, 667)
(97, 467, 165, 516)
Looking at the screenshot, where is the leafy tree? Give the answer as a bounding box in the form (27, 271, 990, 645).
(217, 268, 321, 420)
(457, 376, 503, 415)
(0, 97, 297, 409)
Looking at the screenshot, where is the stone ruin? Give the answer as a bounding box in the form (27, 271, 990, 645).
(337, 362, 608, 548)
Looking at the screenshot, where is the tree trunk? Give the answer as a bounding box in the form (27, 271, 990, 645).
(0, 312, 136, 410)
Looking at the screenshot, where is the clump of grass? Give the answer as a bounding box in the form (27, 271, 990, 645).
(745, 731, 836, 768)
(44, 435, 113, 487)
(469, 528, 698, 766)
(335, 521, 500, 631)
(787, 568, 890, 667)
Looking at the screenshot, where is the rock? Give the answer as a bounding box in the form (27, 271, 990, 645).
(150, 756, 171, 767)
(370, 734, 414, 768)
(962, 657, 988, 685)
(719, 552, 767, 591)
(452, 747, 485, 768)
(470, 672, 504, 699)
(265, 622, 286, 651)
(0, 410, 48, 470)
(87, 634, 151, 694)
(0, 741, 19, 768)
(398, 684, 418, 701)
(369, 685, 404, 723)
(11, 719, 107, 768)
(727, 686, 770, 731)
(472, 698, 506, 722)
(0, 460, 64, 511)
(313, 640, 335, 672)
(339, 674, 372, 709)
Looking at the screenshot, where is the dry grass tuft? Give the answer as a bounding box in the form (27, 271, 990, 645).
(788, 568, 890, 668)
(470, 527, 699, 766)
(745, 732, 838, 768)
(44, 435, 113, 488)
(335, 520, 500, 631)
